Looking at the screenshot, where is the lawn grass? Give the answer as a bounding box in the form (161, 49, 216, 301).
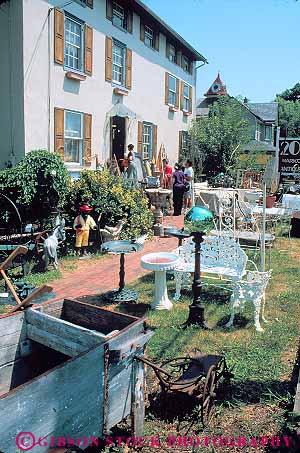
(98, 237, 300, 452)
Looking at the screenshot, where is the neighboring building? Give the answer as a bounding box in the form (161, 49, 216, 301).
(196, 73, 278, 153)
(0, 0, 207, 174)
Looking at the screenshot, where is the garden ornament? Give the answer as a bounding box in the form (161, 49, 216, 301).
(73, 205, 96, 257)
(43, 217, 66, 270)
(225, 270, 272, 332)
(99, 220, 125, 243)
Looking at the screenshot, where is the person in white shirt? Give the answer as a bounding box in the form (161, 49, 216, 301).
(183, 159, 194, 212)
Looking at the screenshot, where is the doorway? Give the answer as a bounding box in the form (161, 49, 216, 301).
(111, 116, 126, 162)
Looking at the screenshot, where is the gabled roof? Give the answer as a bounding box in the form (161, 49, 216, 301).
(204, 73, 227, 97)
(134, 0, 208, 62)
(246, 102, 278, 123)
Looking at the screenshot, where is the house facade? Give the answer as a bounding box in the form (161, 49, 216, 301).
(197, 74, 278, 153)
(0, 0, 207, 175)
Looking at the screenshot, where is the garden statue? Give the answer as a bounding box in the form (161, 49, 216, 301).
(73, 205, 96, 257)
(43, 217, 66, 270)
(99, 220, 125, 243)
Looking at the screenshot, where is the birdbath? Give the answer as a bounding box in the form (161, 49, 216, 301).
(145, 189, 172, 224)
(168, 228, 191, 246)
(141, 252, 180, 310)
(101, 240, 144, 302)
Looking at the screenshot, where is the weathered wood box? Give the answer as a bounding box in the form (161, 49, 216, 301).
(0, 299, 152, 453)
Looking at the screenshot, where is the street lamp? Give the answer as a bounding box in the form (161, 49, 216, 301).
(183, 206, 214, 328)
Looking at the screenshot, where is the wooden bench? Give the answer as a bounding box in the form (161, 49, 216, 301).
(173, 235, 254, 300)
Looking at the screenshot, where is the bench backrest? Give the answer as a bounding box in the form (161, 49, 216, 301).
(178, 235, 248, 274)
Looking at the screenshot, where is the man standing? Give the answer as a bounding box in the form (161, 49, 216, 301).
(183, 159, 194, 213)
(73, 205, 96, 257)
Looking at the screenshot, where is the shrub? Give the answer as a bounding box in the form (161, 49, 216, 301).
(64, 169, 153, 240)
(0, 150, 71, 226)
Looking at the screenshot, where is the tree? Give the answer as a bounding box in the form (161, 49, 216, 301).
(277, 84, 300, 136)
(190, 96, 251, 179)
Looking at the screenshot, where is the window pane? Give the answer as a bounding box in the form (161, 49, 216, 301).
(184, 84, 189, 98)
(113, 2, 125, 28)
(112, 42, 124, 84)
(145, 26, 154, 47)
(64, 139, 80, 163)
(65, 112, 81, 138)
(64, 17, 82, 71)
(169, 76, 176, 92)
(142, 124, 152, 160)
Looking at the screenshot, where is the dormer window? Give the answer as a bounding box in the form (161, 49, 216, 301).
(112, 2, 126, 29)
(144, 26, 154, 48)
(182, 55, 190, 73)
(167, 43, 176, 63)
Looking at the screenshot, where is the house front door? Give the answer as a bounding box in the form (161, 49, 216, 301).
(111, 116, 126, 163)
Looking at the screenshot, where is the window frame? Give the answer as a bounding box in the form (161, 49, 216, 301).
(112, 38, 126, 86)
(181, 131, 189, 155)
(183, 83, 191, 112)
(144, 25, 154, 48)
(265, 125, 272, 141)
(112, 1, 127, 30)
(182, 55, 190, 73)
(167, 43, 176, 63)
(168, 74, 177, 107)
(64, 110, 84, 165)
(142, 122, 153, 160)
(64, 14, 84, 73)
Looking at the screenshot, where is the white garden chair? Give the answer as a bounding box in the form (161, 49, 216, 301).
(225, 270, 272, 332)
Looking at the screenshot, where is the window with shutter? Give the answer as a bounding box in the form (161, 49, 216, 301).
(64, 14, 84, 72)
(64, 110, 84, 164)
(105, 36, 113, 82)
(84, 25, 93, 76)
(84, 113, 92, 167)
(54, 9, 64, 65)
(54, 108, 65, 159)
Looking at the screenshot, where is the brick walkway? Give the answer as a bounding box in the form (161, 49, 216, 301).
(50, 215, 184, 301)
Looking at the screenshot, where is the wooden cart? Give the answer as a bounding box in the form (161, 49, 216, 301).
(0, 298, 153, 453)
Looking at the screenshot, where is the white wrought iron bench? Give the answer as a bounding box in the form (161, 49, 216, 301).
(173, 235, 255, 300)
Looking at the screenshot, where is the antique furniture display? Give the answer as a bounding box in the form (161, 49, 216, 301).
(141, 252, 179, 310)
(138, 351, 233, 426)
(145, 188, 172, 225)
(225, 270, 272, 332)
(0, 299, 153, 452)
(101, 240, 144, 302)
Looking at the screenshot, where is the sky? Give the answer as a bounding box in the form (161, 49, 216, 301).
(143, 0, 300, 103)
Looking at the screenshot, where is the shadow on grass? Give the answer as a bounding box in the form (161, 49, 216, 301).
(217, 313, 249, 328)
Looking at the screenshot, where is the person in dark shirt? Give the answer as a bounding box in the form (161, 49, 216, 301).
(173, 163, 185, 216)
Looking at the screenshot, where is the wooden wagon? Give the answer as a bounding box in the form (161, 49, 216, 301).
(0, 298, 153, 452)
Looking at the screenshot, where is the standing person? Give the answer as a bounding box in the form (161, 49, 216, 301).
(73, 205, 97, 257)
(172, 163, 185, 216)
(163, 159, 173, 189)
(183, 159, 194, 212)
(125, 145, 138, 183)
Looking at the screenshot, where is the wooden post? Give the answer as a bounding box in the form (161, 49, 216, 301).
(260, 182, 266, 272)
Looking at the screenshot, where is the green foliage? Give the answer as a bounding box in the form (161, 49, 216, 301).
(277, 82, 300, 102)
(64, 169, 153, 240)
(0, 150, 71, 224)
(190, 96, 252, 178)
(277, 96, 300, 136)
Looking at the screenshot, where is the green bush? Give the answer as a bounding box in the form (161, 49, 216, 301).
(64, 169, 153, 240)
(0, 150, 71, 225)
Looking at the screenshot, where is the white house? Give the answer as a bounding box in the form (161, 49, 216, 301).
(0, 0, 207, 175)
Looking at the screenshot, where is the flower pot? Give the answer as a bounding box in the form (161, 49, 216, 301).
(266, 195, 276, 208)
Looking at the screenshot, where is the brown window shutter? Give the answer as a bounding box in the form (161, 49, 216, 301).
(189, 86, 193, 113)
(165, 72, 169, 105)
(106, 0, 113, 20)
(179, 131, 183, 156)
(137, 121, 143, 153)
(127, 10, 133, 33)
(180, 81, 184, 110)
(86, 0, 93, 8)
(140, 22, 145, 42)
(54, 108, 64, 160)
(166, 42, 170, 58)
(84, 113, 92, 167)
(175, 78, 180, 109)
(105, 36, 113, 82)
(152, 125, 157, 159)
(125, 48, 132, 90)
(84, 25, 93, 76)
(154, 32, 159, 51)
(54, 9, 64, 65)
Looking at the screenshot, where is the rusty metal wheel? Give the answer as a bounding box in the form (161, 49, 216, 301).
(201, 365, 217, 426)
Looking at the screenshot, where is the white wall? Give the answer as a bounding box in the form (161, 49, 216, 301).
(22, 0, 198, 168)
(0, 0, 25, 169)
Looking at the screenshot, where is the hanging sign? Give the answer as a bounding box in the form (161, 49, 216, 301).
(279, 138, 300, 178)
